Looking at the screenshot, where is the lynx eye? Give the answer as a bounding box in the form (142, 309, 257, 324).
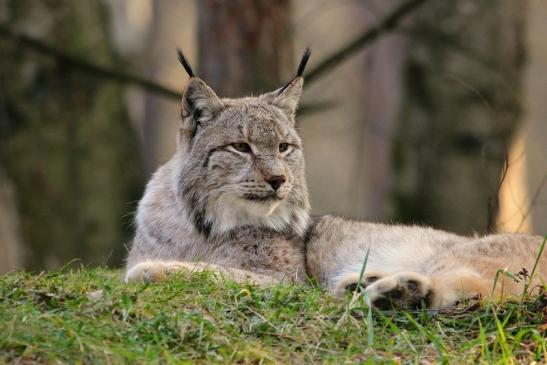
(279, 143, 289, 153)
(231, 142, 252, 153)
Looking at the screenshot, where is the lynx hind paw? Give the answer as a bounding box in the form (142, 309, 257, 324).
(364, 272, 434, 310)
(333, 272, 385, 296)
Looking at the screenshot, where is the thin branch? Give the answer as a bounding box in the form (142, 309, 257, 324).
(0, 24, 335, 116)
(399, 26, 502, 76)
(1, 0, 427, 115)
(1, 0, 427, 100)
(0, 23, 181, 99)
(305, 0, 428, 85)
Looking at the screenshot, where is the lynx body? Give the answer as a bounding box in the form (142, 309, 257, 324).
(125, 50, 546, 309)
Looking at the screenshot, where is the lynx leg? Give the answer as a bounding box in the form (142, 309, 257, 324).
(334, 267, 505, 309)
(125, 260, 281, 285)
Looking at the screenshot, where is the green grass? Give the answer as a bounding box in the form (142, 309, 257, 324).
(0, 268, 545, 364)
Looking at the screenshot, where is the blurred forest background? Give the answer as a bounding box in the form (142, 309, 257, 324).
(0, 0, 546, 274)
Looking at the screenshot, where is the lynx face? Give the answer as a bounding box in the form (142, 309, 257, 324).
(176, 77, 310, 238)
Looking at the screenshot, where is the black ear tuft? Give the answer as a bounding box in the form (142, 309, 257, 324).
(177, 48, 195, 77)
(275, 48, 311, 96)
(296, 47, 311, 77)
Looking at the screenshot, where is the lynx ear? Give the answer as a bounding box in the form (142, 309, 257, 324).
(264, 78, 304, 119)
(182, 79, 224, 130)
(177, 49, 224, 139)
(260, 48, 310, 120)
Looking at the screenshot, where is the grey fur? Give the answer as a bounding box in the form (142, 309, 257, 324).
(125, 71, 309, 284)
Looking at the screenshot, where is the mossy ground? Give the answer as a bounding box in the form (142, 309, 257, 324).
(0, 268, 546, 364)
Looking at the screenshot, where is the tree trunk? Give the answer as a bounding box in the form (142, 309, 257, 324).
(197, 0, 294, 97)
(0, 0, 143, 269)
(394, 0, 525, 234)
(0, 166, 22, 274)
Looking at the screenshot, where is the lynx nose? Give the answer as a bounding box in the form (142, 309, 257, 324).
(265, 175, 286, 191)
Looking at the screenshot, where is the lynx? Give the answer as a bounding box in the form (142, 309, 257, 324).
(125, 49, 546, 310)
(125, 49, 312, 285)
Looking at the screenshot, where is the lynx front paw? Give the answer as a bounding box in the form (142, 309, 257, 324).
(125, 261, 283, 286)
(125, 261, 180, 283)
(364, 272, 434, 310)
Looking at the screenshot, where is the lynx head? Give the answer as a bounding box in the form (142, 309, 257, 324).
(175, 49, 311, 238)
